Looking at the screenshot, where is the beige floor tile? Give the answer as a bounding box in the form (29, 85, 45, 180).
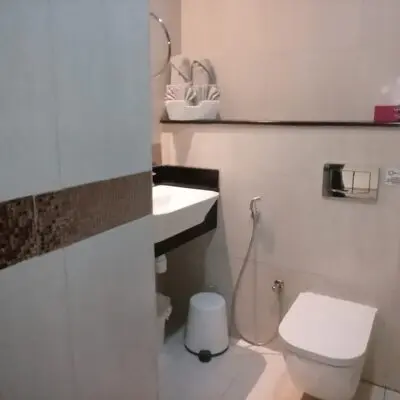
(160, 331, 267, 400)
(386, 389, 400, 400)
(159, 331, 385, 400)
(353, 383, 385, 400)
(234, 339, 281, 357)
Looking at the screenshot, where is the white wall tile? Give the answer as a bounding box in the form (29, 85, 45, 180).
(361, 0, 400, 52)
(52, 0, 151, 187)
(0, 0, 60, 201)
(163, 126, 400, 390)
(263, 0, 363, 53)
(373, 281, 400, 391)
(181, 0, 400, 121)
(165, 129, 400, 285)
(65, 217, 157, 400)
(263, 50, 366, 121)
(0, 1, 155, 398)
(359, 47, 400, 108)
(362, 311, 390, 387)
(205, 251, 257, 341)
(0, 251, 73, 400)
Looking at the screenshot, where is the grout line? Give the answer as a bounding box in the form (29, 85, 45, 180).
(220, 375, 239, 400)
(60, 249, 79, 399)
(361, 379, 400, 396)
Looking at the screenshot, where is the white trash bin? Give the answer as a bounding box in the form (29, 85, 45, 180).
(185, 292, 229, 362)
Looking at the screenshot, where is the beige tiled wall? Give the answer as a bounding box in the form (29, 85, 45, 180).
(181, 0, 400, 121)
(161, 126, 400, 390)
(172, 0, 400, 390)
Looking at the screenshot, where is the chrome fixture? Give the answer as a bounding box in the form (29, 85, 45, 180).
(231, 195, 284, 347)
(272, 280, 284, 292)
(322, 163, 379, 202)
(150, 12, 171, 78)
(249, 196, 261, 221)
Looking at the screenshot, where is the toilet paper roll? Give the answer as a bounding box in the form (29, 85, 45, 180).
(155, 255, 167, 274)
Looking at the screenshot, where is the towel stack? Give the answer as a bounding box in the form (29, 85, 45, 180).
(164, 55, 220, 120)
(165, 56, 220, 104)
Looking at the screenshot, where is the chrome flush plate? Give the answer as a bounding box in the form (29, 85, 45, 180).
(322, 163, 379, 202)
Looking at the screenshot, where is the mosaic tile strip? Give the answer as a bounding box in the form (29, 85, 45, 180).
(36, 172, 151, 253)
(0, 171, 151, 270)
(0, 196, 37, 268)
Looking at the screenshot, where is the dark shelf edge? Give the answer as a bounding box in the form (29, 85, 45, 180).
(161, 119, 400, 128)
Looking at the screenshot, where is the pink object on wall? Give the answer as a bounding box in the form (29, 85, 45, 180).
(374, 105, 400, 123)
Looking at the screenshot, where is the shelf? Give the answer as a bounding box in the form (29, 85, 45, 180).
(161, 119, 400, 128)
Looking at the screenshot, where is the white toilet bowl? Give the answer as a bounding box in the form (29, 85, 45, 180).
(279, 292, 377, 400)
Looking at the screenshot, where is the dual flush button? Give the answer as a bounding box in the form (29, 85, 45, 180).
(322, 163, 379, 202)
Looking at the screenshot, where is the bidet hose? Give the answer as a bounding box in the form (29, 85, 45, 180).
(230, 198, 283, 347)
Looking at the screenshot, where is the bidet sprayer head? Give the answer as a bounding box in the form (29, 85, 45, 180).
(272, 279, 284, 292)
(249, 196, 262, 221)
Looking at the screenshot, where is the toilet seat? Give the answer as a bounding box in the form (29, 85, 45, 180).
(279, 292, 377, 367)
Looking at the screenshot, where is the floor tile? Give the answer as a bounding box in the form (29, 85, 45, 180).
(160, 332, 267, 400)
(386, 389, 400, 400)
(234, 338, 282, 357)
(221, 356, 302, 400)
(353, 383, 385, 400)
(159, 331, 386, 400)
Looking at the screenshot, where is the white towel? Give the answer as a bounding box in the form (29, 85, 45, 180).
(170, 55, 191, 85)
(192, 59, 216, 85)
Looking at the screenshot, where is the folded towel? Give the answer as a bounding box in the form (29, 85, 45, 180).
(164, 85, 177, 101)
(170, 55, 191, 84)
(192, 59, 216, 84)
(207, 85, 220, 100)
(192, 61, 209, 85)
(200, 59, 217, 84)
(185, 86, 197, 105)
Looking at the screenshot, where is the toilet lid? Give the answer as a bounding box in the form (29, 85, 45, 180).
(279, 292, 377, 367)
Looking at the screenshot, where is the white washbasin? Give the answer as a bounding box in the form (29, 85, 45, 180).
(153, 185, 219, 243)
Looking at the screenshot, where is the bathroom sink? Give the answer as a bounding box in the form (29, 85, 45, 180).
(153, 185, 219, 243)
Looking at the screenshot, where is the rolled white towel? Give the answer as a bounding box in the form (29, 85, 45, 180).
(192, 60, 210, 86)
(192, 59, 217, 101)
(199, 59, 217, 84)
(207, 85, 221, 100)
(164, 85, 177, 101)
(170, 55, 191, 84)
(185, 85, 197, 105)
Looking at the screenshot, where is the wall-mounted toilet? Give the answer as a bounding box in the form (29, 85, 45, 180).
(279, 292, 377, 400)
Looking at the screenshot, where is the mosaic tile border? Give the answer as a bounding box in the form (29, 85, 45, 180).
(0, 171, 151, 269)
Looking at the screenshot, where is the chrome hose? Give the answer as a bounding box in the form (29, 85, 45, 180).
(230, 197, 284, 347)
